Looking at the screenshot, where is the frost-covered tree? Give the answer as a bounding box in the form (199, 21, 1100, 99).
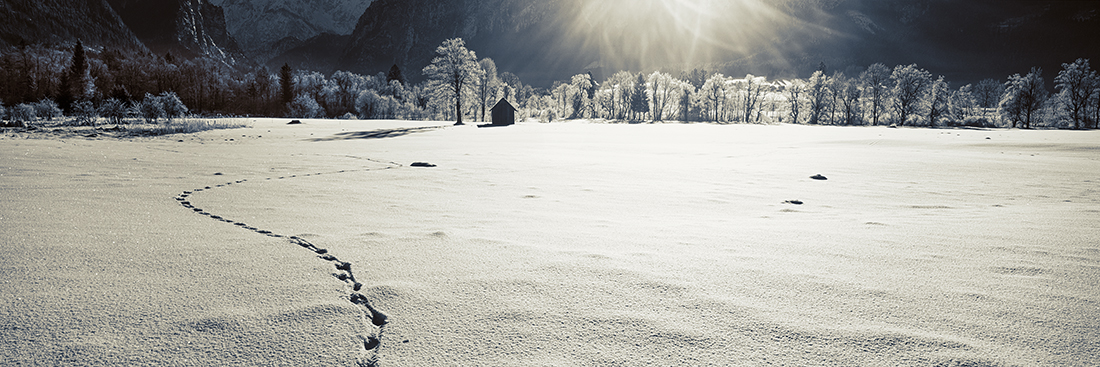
(356, 89, 381, 119)
(603, 71, 635, 120)
(699, 73, 729, 122)
(678, 85, 694, 121)
(890, 64, 932, 126)
(860, 63, 891, 126)
(973, 79, 1004, 109)
(476, 58, 499, 122)
(949, 84, 977, 124)
(1001, 68, 1047, 129)
(839, 77, 862, 125)
(648, 71, 676, 121)
(1054, 58, 1097, 129)
(825, 72, 846, 124)
(321, 70, 368, 117)
(288, 94, 323, 118)
(807, 70, 829, 124)
(926, 76, 949, 126)
(785, 79, 807, 124)
(550, 82, 569, 119)
(422, 38, 482, 125)
(570, 73, 595, 119)
(741, 74, 766, 123)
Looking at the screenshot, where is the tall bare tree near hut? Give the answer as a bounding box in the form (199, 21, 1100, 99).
(475, 58, 499, 122)
(423, 38, 482, 125)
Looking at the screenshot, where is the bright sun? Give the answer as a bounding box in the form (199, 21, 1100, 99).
(567, 0, 795, 72)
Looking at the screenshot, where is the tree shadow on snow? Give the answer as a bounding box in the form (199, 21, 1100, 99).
(307, 126, 445, 141)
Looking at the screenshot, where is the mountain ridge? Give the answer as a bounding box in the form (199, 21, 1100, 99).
(315, 0, 1100, 87)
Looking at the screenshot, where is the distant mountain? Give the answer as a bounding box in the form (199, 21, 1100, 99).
(207, 0, 373, 61)
(268, 32, 351, 74)
(107, 0, 246, 65)
(335, 0, 570, 85)
(278, 0, 1099, 88)
(0, 0, 145, 50)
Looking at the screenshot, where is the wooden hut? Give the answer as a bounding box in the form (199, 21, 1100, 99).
(489, 98, 516, 126)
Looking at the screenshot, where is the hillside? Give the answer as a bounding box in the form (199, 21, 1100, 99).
(0, 0, 145, 50)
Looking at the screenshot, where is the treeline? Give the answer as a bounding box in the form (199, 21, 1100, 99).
(0, 40, 538, 127)
(539, 60, 1100, 129)
(2, 38, 1098, 130)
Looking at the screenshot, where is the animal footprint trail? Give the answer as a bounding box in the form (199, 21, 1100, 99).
(175, 163, 407, 366)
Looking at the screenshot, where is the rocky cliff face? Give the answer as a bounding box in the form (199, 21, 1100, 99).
(208, 0, 373, 61)
(107, 0, 246, 65)
(0, 0, 145, 50)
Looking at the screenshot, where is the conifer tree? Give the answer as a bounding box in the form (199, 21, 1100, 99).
(58, 40, 87, 113)
(386, 64, 406, 86)
(279, 63, 294, 112)
(631, 73, 649, 120)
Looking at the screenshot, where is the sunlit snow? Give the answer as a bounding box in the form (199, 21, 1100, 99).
(2, 120, 1097, 366)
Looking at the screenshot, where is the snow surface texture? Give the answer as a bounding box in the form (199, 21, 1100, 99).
(2, 120, 1098, 366)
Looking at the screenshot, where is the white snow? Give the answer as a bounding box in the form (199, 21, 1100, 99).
(2, 119, 1097, 366)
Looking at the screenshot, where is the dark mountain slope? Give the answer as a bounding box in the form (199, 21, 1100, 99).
(107, 0, 247, 65)
(0, 0, 145, 50)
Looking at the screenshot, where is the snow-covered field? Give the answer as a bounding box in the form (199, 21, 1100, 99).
(2, 119, 1097, 366)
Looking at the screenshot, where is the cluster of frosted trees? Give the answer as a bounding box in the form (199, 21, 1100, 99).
(4, 36, 1097, 130)
(532, 59, 1100, 129)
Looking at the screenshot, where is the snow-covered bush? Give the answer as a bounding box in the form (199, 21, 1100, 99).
(159, 91, 188, 121)
(287, 94, 322, 118)
(71, 100, 96, 126)
(140, 93, 165, 123)
(10, 104, 35, 126)
(33, 99, 61, 121)
(99, 98, 127, 125)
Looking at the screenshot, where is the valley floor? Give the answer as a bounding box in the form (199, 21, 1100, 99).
(2, 119, 1097, 366)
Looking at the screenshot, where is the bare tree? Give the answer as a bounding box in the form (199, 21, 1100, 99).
(860, 63, 891, 126)
(476, 58, 499, 122)
(699, 73, 729, 122)
(742, 75, 766, 123)
(423, 38, 482, 125)
(926, 76, 949, 126)
(1002, 68, 1048, 129)
(648, 71, 676, 121)
(786, 79, 806, 124)
(840, 77, 862, 125)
